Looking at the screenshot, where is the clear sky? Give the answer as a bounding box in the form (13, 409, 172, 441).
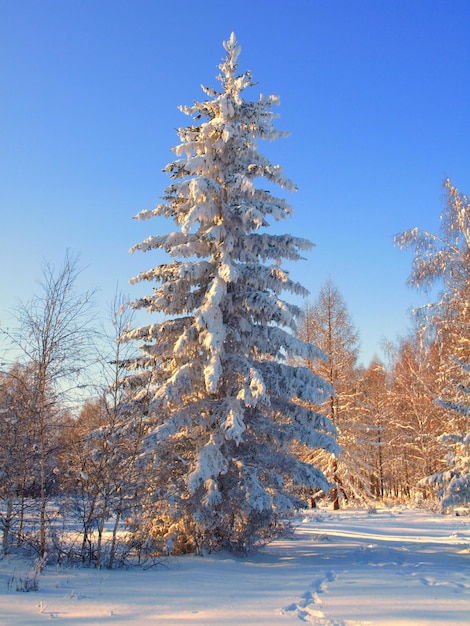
(1, 0, 469, 366)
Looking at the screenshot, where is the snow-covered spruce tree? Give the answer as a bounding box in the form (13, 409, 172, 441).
(421, 358, 470, 513)
(122, 33, 337, 554)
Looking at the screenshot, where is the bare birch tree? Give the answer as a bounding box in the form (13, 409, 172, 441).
(2, 252, 96, 559)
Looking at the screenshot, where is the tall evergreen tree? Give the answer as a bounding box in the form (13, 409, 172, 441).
(121, 34, 337, 553)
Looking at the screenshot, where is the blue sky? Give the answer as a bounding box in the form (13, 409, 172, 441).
(1, 0, 469, 365)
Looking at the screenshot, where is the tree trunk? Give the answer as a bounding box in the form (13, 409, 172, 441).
(17, 476, 26, 547)
(108, 497, 122, 570)
(39, 410, 47, 559)
(2, 487, 16, 554)
(332, 457, 340, 510)
(95, 494, 109, 568)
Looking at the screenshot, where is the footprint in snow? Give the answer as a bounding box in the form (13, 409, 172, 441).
(281, 570, 337, 623)
(418, 576, 467, 591)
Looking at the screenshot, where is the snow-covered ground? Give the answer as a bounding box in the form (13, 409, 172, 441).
(1, 507, 469, 625)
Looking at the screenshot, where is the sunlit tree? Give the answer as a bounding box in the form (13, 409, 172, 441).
(358, 360, 389, 499)
(0, 364, 37, 553)
(394, 178, 470, 361)
(121, 33, 337, 552)
(298, 279, 366, 508)
(422, 358, 470, 512)
(57, 296, 145, 568)
(395, 179, 470, 499)
(2, 253, 95, 559)
(387, 333, 446, 497)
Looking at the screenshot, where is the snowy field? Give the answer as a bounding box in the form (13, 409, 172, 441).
(1, 507, 469, 625)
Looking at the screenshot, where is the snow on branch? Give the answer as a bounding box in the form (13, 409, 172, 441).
(260, 361, 333, 405)
(187, 435, 228, 494)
